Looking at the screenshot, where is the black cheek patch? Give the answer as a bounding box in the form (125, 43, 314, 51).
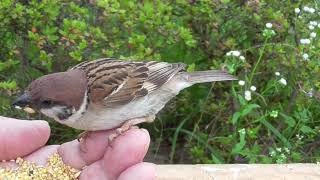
(57, 107, 73, 121)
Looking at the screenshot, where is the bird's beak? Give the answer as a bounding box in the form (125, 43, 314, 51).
(12, 93, 36, 114)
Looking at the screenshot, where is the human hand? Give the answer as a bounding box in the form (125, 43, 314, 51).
(0, 116, 155, 180)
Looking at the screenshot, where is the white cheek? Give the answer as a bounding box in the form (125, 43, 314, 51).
(40, 106, 66, 121)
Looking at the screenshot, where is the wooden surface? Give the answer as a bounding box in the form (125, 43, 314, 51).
(156, 164, 320, 180)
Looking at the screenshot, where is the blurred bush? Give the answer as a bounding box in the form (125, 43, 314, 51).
(1, 0, 320, 164)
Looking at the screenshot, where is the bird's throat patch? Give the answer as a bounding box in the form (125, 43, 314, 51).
(57, 106, 74, 121)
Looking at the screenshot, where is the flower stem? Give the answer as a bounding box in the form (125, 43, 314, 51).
(249, 38, 269, 84)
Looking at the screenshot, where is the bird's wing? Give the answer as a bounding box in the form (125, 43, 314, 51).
(71, 58, 186, 107)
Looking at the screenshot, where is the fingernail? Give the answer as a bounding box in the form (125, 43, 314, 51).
(140, 128, 149, 135)
(32, 120, 49, 127)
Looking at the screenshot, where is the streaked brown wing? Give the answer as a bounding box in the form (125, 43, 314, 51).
(72, 58, 186, 107)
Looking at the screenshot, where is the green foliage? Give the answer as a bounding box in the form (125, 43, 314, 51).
(1, 0, 320, 164)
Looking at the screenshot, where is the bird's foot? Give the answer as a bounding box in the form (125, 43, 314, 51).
(107, 115, 155, 146)
(108, 126, 138, 145)
(78, 131, 90, 153)
(77, 131, 89, 142)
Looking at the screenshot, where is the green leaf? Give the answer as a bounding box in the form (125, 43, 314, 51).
(0, 80, 17, 90)
(300, 125, 315, 134)
(231, 129, 246, 154)
(232, 112, 241, 124)
(187, 63, 195, 72)
(280, 113, 296, 127)
(241, 104, 260, 116)
(259, 116, 291, 148)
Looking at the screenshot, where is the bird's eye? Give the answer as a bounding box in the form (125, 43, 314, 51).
(41, 100, 53, 107)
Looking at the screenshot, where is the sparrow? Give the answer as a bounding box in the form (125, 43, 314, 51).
(12, 58, 237, 144)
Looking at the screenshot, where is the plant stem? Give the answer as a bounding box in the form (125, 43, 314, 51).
(249, 38, 269, 84)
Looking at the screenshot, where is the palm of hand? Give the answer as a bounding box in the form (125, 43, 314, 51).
(0, 116, 155, 180)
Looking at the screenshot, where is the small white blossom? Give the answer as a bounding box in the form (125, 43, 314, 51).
(226, 50, 241, 57)
(296, 134, 304, 140)
(239, 56, 245, 60)
(284, 148, 290, 154)
(309, 8, 315, 13)
(318, 24, 320, 28)
(310, 32, 317, 38)
(270, 110, 278, 118)
(269, 150, 276, 157)
(303, 53, 309, 60)
(244, 90, 252, 101)
(279, 78, 287, 86)
(294, 8, 300, 14)
(266, 23, 273, 29)
(306, 88, 313, 97)
(276, 148, 282, 152)
(310, 21, 318, 26)
(238, 80, 245, 86)
(304, 6, 316, 13)
(238, 128, 246, 134)
(300, 38, 311, 44)
(232, 51, 240, 57)
(303, 6, 310, 12)
(309, 25, 315, 30)
(250, 86, 257, 91)
(275, 72, 280, 76)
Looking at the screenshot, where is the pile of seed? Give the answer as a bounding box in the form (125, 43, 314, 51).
(0, 153, 81, 180)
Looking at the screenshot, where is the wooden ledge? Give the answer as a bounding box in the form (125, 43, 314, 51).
(156, 164, 320, 180)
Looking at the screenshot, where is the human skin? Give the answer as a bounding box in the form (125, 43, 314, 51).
(0, 116, 156, 180)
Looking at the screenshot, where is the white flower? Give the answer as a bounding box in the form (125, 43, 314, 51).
(306, 88, 313, 97)
(303, 53, 309, 60)
(275, 72, 280, 76)
(232, 51, 241, 57)
(266, 23, 273, 29)
(244, 90, 252, 101)
(238, 80, 245, 86)
(239, 56, 245, 60)
(318, 24, 320, 28)
(279, 78, 287, 86)
(294, 8, 300, 14)
(303, 6, 310, 12)
(309, 8, 315, 13)
(300, 38, 311, 44)
(303, 6, 315, 13)
(284, 148, 290, 154)
(238, 128, 246, 135)
(310, 32, 317, 38)
(309, 25, 315, 30)
(310, 21, 318, 26)
(226, 50, 241, 57)
(250, 86, 257, 91)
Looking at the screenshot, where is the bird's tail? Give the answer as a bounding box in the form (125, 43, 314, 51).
(182, 70, 237, 84)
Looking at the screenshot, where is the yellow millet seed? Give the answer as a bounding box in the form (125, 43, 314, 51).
(0, 153, 81, 180)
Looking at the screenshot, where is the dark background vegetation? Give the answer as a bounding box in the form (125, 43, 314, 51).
(1, 0, 320, 164)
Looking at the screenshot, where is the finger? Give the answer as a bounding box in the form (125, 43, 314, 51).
(79, 129, 150, 180)
(24, 145, 59, 166)
(0, 145, 59, 169)
(101, 128, 150, 179)
(58, 140, 86, 169)
(58, 130, 114, 169)
(0, 117, 50, 160)
(117, 162, 156, 180)
(79, 130, 113, 163)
